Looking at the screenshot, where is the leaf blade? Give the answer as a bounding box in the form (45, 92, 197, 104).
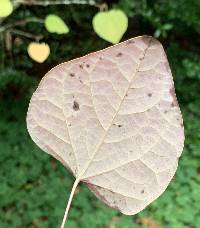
(27, 42, 50, 63)
(45, 14, 69, 34)
(27, 36, 184, 216)
(0, 0, 13, 17)
(92, 9, 128, 44)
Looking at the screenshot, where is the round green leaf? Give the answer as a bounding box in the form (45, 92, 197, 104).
(45, 14, 69, 34)
(0, 0, 13, 17)
(92, 9, 128, 44)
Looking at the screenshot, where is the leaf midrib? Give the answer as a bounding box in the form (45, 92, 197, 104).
(76, 38, 152, 181)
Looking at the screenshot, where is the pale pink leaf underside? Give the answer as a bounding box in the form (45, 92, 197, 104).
(27, 36, 184, 215)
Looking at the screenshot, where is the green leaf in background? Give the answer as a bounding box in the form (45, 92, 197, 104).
(92, 9, 128, 44)
(45, 14, 69, 34)
(0, 0, 13, 17)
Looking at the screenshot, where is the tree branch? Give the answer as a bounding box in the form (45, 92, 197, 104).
(0, 18, 44, 33)
(9, 28, 44, 40)
(14, 0, 98, 7)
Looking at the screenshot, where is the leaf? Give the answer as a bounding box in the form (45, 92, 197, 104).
(0, 0, 13, 17)
(27, 42, 50, 63)
(92, 9, 128, 44)
(45, 14, 69, 34)
(26, 36, 184, 225)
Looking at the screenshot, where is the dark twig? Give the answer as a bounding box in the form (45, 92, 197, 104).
(0, 18, 44, 33)
(9, 28, 44, 40)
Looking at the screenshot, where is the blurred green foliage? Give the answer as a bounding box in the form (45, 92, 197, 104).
(0, 0, 200, 227)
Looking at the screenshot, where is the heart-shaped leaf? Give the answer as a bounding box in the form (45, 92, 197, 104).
(92, 9, 128, 44)
(45, 14, 69, 34)
(27, 36, 184, 226)
(0, 0, 13, 17)
(27, 42, 50, 63)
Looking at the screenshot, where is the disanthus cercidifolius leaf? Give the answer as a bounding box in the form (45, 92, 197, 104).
(92, 9, 128, 44)
(45, 14, 69, 34)
(0, 0, 13, 17)
(27, 42, 50, 63)
(26, 36, 184, 225)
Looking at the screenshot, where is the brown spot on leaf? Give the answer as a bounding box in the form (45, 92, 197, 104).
(141, 35, 152, 45)
(86, 64, 90, 68)
(118, 124, 122, 128)
(73, 101, 79, 111)
(116, 52, 122, 57)
(170, 87, 178, 107)
(141, 190, 144, 194)
(70, 73, 75, 77)
(148, 93, 152, 97)
(127, 40, 135, 45)
(79, 64, 83, 69)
